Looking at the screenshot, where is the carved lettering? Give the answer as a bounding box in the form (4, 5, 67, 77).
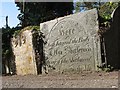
(44, 11, 100, 73)
(49, 48, 63, 56)
(49, 37, 90, 47)
(59, 29, 75, 36)
(50, 56, 92, 64)
(64, 46, 92, 54)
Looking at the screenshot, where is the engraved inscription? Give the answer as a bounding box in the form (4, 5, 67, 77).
(49, 46, 92, 56)
(59, 28, 75, 36)
(49, 48, 63, 56)
(48, 36, 89, 47)
(46, 19, 94, 72)
(50, 56, 92, 64)
(43, 9, 100, 73)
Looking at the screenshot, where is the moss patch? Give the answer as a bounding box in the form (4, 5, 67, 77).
(13, 26, 40, 38)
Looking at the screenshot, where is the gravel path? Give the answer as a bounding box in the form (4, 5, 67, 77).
(2, 71, 118, 88)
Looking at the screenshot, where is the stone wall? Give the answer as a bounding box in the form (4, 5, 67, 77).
(12, 29, 38, 75)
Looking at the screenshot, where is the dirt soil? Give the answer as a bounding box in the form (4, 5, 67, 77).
(2, 71, 119, 88)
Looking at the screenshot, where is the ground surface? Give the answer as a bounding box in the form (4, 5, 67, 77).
(2, 71, 119, 88)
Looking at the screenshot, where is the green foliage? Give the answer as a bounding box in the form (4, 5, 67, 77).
(2, 27, 13, 59)
(74, 2, 100, 13)
(99, 2, 118, 20)
(74, 2, 120, 36)
(13, 26, 40, 38)
(13, 29, 21, 38)
(75, 2, 81, 13)
(15, 2, 74, 28)
(98, 2, 119, 36)
(74, 2, 119, 20)
(2, 25, 40, 61)
(97, 64, 114, 72)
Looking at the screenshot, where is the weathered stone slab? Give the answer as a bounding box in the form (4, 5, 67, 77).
(40, 8, 102, 73)
(12, 30, 37, 75)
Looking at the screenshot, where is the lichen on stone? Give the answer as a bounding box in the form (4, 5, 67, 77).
(12, 26, 40, 47)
